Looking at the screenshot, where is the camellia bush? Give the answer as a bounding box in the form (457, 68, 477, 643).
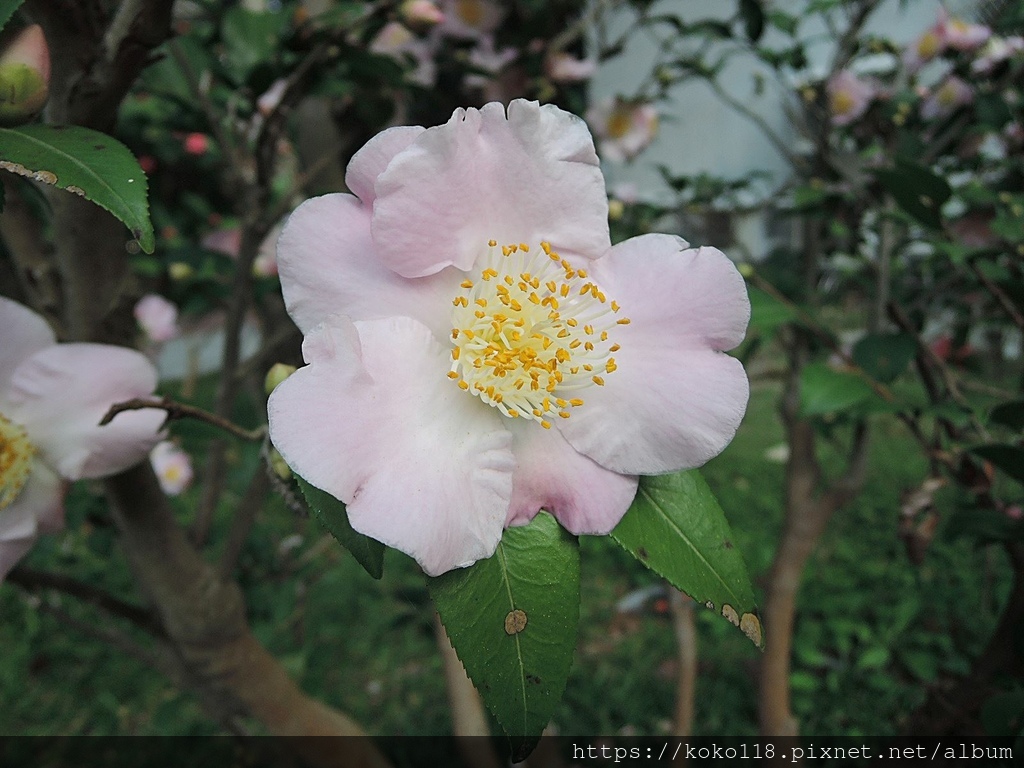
(0, 0, 766, 763)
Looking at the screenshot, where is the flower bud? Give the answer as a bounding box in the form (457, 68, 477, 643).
(264, 362, 297, 394)
(0, 25, 51, 126)
(400, 0, 444, 30)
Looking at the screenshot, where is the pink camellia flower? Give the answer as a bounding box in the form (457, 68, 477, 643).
(0, 297, 164, 579)
(268, 100, 749, 576)
(436, 0, 504, 40)
(585, 98, 659, 162)
(370, 21, 438, 87)
(150, 441, 194, 496)
(903, 25, 944, 72)
(827, 70, 876, 126)
(921, 75, 973, 120)
(546, 52, 597, 84)
(972, 35, 1024, 74)
(134, 293, 179, 343)
(938, 11, 990, 52)
(400, 0, 445, 30)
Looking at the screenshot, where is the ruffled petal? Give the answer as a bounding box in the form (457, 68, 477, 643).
(7, 344, 164, 480)
(277, 193, 459, 338)
(0, 461, 64, 581)
(345, 125, 426, 205)
(0, 296, 55, 400)
(373, 99, 610, 278)
(269, 315, 515, 576)
(505, 420, 638, 535)
(558, 235, 750, 474)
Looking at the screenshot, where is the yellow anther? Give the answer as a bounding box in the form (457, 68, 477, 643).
(488, 239, 497, 247)
(577, 268, 588, 278)
(447, 371, 459, 379)
(540, 420, 552, 429)
(458, 380, 469, 390)
(609, 343, 620, 352)
(566, 318, 578, 328)
(560, 284, 569, 297)
(616, 318, 631, 325)
(461, 279, 474, 288)
(558, 411, 571, 419)
(452, 347, 461, 360)
(569, 398, 584, 407)
(475, 310, 486, 318)
(592, 375, 605, 386)
(569, 340, 582, 349)
(475, 298, 487, 307)
(605, 358, 617, 373)
(611, 301, 620, 312)
(519, 243, 529, 251)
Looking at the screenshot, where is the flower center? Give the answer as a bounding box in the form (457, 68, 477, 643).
(448, 240, 629, 429)
(0, 412, 35, 512)
(830, 89, 856, 116)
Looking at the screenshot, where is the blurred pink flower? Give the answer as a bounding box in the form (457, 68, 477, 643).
(150, 441, 194, 496)
(585, 98, 659, 162)
(921, 76, 973, 120)
(972, 35, 1024, 74)
(938, 12, 990, 52)
(184, 132, 209, 155)
(134, 293, 180, 342)
(268, 100, 749, 575)
(201, 222, 282, 277)
(436, 0, 504, 40)
(903, 26, 944, 72)
(0, 297, 164, 579)
(464, 35, 518, 90)
(827, 70, 876, 126)
(546, 52, 597, 83)
(257, 78, 288, 117)
(134, 293, 179, 342)
(370, 21, 437, 87)
(400, 0, 445, 29)
(138, 155, 157, 174)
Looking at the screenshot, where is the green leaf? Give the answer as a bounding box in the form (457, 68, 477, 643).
(875, 158, 951, 230)
(0, 124, 154, 253)
(296, 476, 384, 580)
(971, 444, 1024, 484)
(739, 0, 765, 42)
(429, 512, 579, 759)
(800, 362, 874, 417)
(852, 333, 917, 384)
(0, 0, 26, 32)
(991, 400, 1024, 432)
(221, 7, 286, 82)
(611, 471, 762, 648)
(748, 286, 797, 337)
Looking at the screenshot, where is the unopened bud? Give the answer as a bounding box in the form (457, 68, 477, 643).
(607, 199, 625, 221)
(264, 362, 297, 394)
(0, 25, 51, 125)
(268, 447, 292, 481)
(400, 0, 444, 30)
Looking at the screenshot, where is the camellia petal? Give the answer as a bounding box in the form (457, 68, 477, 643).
(373, 99, 610, 278)
(269, 315, 515, 576)
(558, 235, 750, 474)
(277, 194, 457, 337)
(0, 461, 63, 580)
(345, 125, 426, 206)
(505, 420, 638, 535)
(0, 295, 55, 399)
(6, 344, 165, 480)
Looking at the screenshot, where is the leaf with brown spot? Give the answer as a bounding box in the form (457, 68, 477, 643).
(0, 124, 154, 252)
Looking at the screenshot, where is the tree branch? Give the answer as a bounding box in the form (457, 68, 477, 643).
(100, 396, 266, 443)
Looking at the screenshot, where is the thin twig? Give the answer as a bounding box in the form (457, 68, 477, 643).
(968, 259, 1024, 330)
(100, 396, 266, 442)
(7, 566, 165, 637)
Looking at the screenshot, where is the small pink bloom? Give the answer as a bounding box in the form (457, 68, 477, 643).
(972, 35, 1024, 74)
(0, 298, 164, 580)
(253, 221, 283, 277)
(939, 13, 990, 52)
(903, 27, 944, 72)
(464, 35, 518, 89)
(0, 24, 51, 124)
(268, 100, 749, 575)
(150, 441, 194, 496)
(134, 293, 179, 342)
(546, 52, 597, 84)
(138, 155, 157, 174)
(369, 21, 437, 87)
(920, 76, 973, 120)
(586, 98, 659, 162)
(400, 0, 445, 29)
(184, 132, 209, 155)
(202, 225, 242, 258)
(436, 0, 505, 40)
(1006, 505, 1023, 521)
(827, 70, 876, 126)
